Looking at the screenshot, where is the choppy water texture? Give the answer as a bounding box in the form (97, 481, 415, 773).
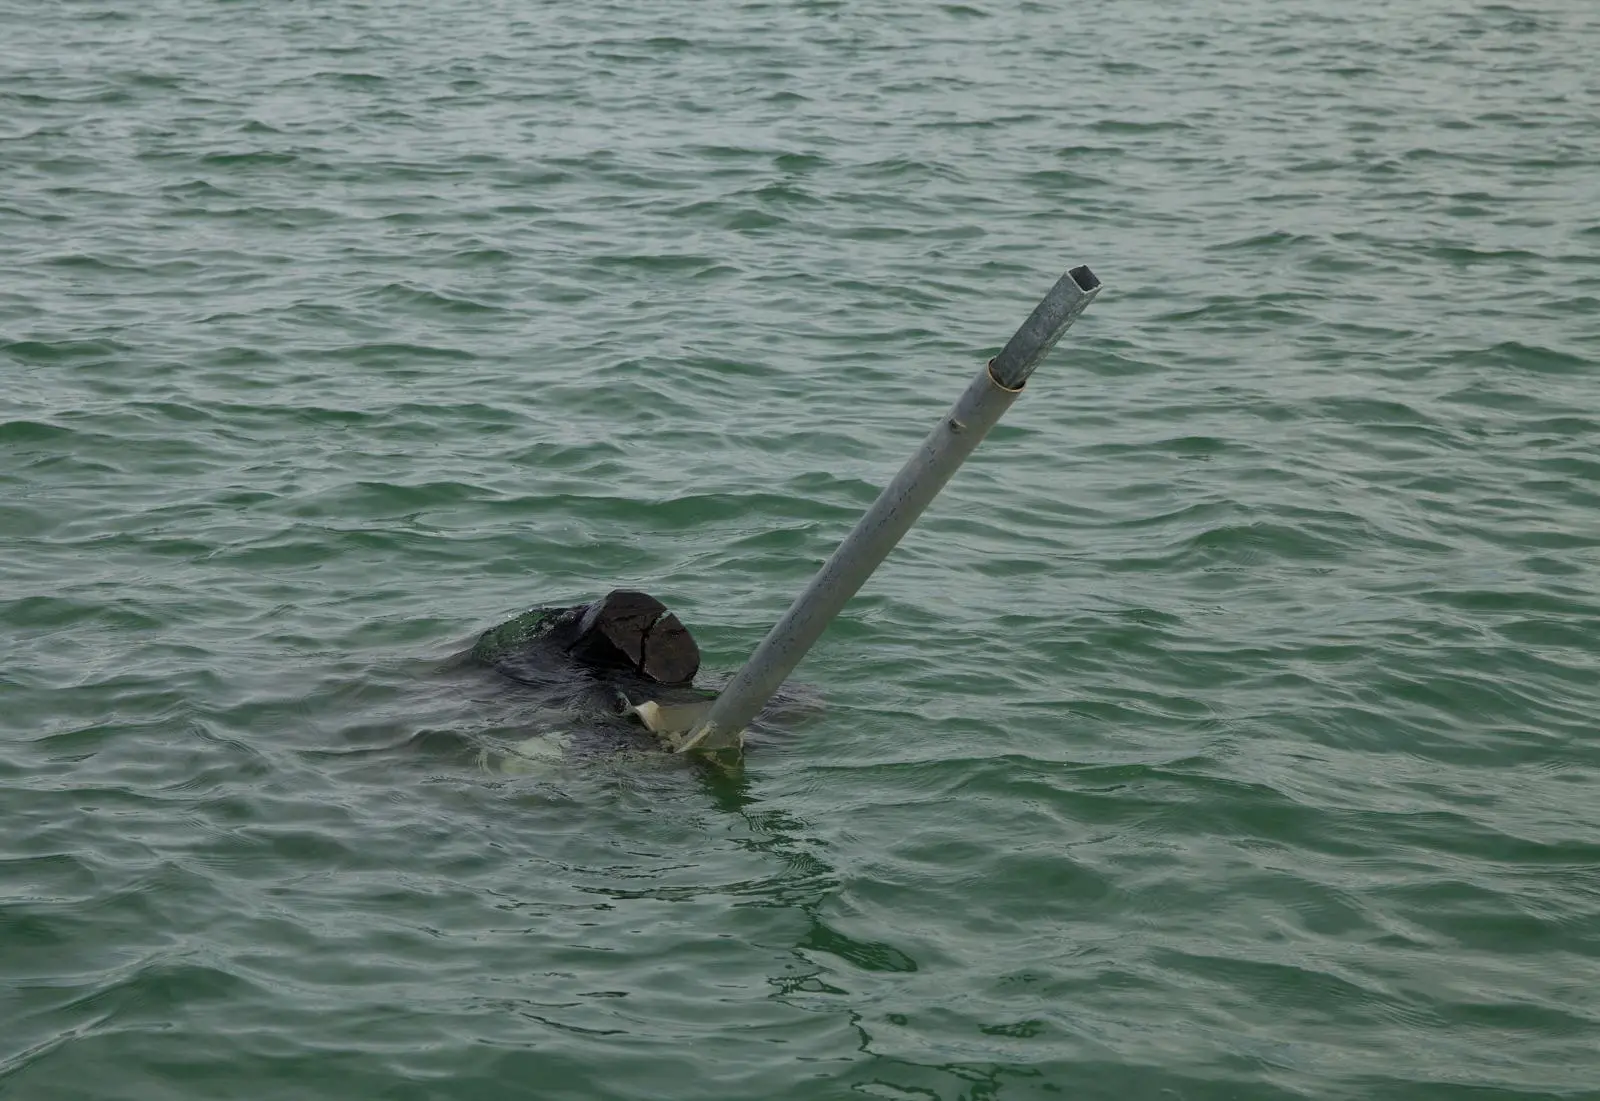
(4, 0, 1599, 1097)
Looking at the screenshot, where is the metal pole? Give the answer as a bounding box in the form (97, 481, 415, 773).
(676, 265, 1101, 754)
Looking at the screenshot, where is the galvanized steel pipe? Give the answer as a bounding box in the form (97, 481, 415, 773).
(678, 265, 1101, 753)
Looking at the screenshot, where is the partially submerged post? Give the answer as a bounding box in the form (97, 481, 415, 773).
(676, 265, 1102, 754)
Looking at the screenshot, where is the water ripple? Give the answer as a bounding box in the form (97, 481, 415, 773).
(4, 0, 1600, 1097)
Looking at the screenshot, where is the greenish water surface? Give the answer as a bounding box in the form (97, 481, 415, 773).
(3, 1, 1598, 1098)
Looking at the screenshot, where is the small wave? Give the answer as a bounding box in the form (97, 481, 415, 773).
(1457, 340, 1588, 375)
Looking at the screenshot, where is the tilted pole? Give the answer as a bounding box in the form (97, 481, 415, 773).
(677, 266, 1102, 754)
